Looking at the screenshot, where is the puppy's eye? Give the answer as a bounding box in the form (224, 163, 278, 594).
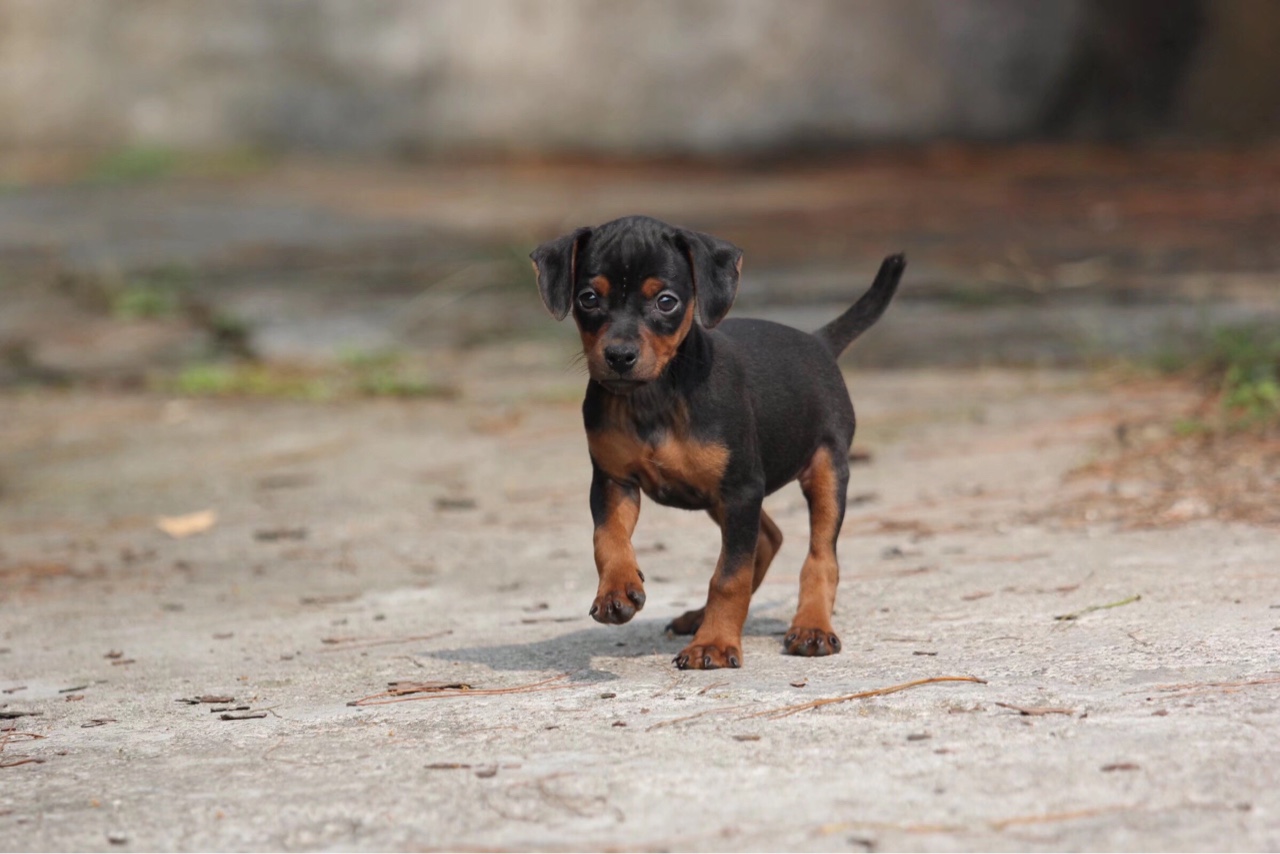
(577, 291, 600, 310)
(655, 293, 680, 314)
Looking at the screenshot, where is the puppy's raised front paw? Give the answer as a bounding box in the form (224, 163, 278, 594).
(590, 581, 645, 624)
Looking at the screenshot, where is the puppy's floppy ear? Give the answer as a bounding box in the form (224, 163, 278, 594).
(675, 229, 743, 329)
(530, 227, 591, 320)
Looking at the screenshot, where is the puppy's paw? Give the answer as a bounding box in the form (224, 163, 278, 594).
(590, 580, 646, 625)
(664, 606, 705, 636)
(673, 639, 742, 670)
(783, 626, 842, 657)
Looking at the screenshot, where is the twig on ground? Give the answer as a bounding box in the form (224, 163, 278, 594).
(348, 674, 570, 706)
(644, 705, 754, 732)
(818, 819, 965, 836)
(994, 702, 1075, 716)
(988, 804, 1133, 830)
(649, 673, 684, 699)
(176, 695, 235, 705)
(0, 731, 46, 768)
(746, 675, 988, 720)
(318, 630, 452, 652)
(220, 711, 268, 721)
(1149, 675, 1280, 697)
(0, 711, 41, 720)
(1054, 594, 1140, 621)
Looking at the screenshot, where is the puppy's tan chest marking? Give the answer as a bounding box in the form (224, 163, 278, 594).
(588, 427, 729, 506)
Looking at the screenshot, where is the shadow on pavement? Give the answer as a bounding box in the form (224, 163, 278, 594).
(426, 616, 789, 681)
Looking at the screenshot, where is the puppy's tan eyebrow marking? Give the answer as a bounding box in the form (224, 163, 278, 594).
(590, 275, 611, 298)
(641, 277, 665, 299)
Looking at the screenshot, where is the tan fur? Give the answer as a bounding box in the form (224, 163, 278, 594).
(667, 509, 783, 636)
(587, 423, 728, 502)
(792, 446, 841, 636)
(638, 303, 694, 378)
(640, 276, 665, 299)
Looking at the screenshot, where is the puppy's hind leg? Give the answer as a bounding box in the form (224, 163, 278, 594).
(785, 444, 848, 656)
(666, 509, 782, 636)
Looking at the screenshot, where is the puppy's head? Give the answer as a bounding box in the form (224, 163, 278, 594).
(531, 216, 742, 394)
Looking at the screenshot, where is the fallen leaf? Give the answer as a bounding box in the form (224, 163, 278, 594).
(156, 510, 217, 539)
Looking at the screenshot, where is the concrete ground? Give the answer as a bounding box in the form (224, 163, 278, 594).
(2, 353, 1277, 851)
(1, 149, 1278, 851)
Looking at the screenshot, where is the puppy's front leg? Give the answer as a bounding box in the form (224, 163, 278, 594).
(674, 486, 763, 669)
(589, 464, 645, 624)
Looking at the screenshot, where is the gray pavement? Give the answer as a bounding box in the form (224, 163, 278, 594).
(2, 360, 1277, 851)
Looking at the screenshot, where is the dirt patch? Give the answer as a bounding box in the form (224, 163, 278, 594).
(1038, 382, 1280, 528)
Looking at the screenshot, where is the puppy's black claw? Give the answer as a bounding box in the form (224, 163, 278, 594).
(589, 604, 599, 617)
(829, 634, 841, 651)
(636, 569, 645, 582)
(702, 654, 715, 670)
(728, 654, 740, 668)
(627, 588, 646, 608)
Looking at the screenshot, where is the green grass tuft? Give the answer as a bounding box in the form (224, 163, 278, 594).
(1205, 325, 1280, 427)
(90, 147, 183, 184)
(162, 352, 457, 402)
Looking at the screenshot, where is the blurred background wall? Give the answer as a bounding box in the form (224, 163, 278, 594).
(2, 0, 1277, 156)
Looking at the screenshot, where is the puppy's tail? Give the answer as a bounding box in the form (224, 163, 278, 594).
(813, 253, 905, 356)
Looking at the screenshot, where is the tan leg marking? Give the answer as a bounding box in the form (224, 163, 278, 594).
(786, 446, 845, 656)
(667, 509, 782, 636)
(591, 479, 645, 624)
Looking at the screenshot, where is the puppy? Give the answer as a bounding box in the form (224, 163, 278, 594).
(532, 215, 903, 669)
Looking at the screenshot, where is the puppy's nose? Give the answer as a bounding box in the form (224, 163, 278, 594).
(604, 344, 639, 374)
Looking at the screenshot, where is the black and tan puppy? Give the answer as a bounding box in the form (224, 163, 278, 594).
(531, 215, 904, 670)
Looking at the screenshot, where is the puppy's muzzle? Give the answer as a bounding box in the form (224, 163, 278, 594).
(603, 344, 639, 375)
